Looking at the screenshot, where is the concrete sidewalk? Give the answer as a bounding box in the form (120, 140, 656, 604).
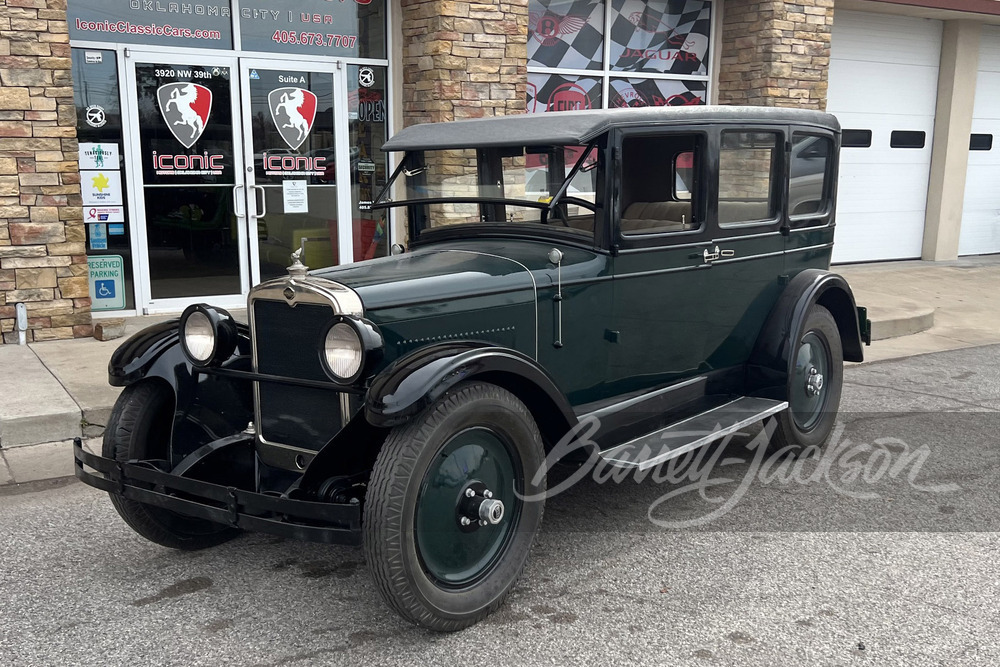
(1, 255, 998, 487)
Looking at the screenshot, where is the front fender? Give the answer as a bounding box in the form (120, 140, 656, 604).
(365, 342, 578, 447)
(108, 320, 254, 464)
(108, 319, 182, 387)
(748, 269, 866, 396)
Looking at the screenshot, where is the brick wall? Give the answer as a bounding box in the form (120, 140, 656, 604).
(717, 0, 834, 109)
(0, 0, 90, 343)
(400, 0, 529, 126)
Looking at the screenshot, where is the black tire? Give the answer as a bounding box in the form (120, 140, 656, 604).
(364, 381, 546, 632)
(103, 380, 239, 550)
(770, 305, 844, 453)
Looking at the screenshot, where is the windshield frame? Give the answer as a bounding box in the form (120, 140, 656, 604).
(372, 142, 602, 240)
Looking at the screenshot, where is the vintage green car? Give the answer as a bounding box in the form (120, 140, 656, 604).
(75, 106, 870, 631)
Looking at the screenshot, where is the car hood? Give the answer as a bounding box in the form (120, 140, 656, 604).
(310, 241, 545, 311)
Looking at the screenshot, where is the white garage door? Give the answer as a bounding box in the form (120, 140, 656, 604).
(960, 26, 1000, 256)
(827, 11, 942, 263)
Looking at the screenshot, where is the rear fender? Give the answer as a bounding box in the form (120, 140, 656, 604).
(364, 342, 578, 450)
(748, 269, 866, 398)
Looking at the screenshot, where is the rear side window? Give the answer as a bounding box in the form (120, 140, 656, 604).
(789, 134, 833, 219)
(718, 131, 779, 227)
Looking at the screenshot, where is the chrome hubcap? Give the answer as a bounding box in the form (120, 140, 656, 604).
(805, 366, 824, 397)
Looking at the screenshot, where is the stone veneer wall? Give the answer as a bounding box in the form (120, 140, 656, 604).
(0, 0, 90, 343)
(399, 0, 529, 126)
(717, 0, 834, 109)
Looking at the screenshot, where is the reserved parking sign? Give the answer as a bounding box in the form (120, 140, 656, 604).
(88, 255, 125, 311)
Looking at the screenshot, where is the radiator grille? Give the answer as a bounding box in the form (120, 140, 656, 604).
(252, 298, 344, 451)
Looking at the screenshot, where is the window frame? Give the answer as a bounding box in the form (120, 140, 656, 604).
(786, 130, 836, 228)
(715, 128, 783, 230)
(612, 126, 711, 249)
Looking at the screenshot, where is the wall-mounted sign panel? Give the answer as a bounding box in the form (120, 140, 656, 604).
(88, 255, 126, 311)
(238, 0, 386, 59)
(68, 0, 233, 49)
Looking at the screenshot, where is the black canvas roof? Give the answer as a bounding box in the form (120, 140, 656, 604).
(381, 106, 840, 152)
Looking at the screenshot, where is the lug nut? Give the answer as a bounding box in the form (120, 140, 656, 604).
(461, 517, 471, 526)
(483, 490, 493, 499)
(465, 488, 476, 498)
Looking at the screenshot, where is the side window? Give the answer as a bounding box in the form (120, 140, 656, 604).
(718, 131, 779, 227)
(620, 134, 700, 236)
(674, 151, 694, 201)
(789, 133, 833, 220)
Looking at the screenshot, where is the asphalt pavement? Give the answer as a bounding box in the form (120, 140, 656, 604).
(1, 344, 998, 666)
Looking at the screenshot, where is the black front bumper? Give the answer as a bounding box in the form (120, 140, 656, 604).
(73, 439, 362, 546)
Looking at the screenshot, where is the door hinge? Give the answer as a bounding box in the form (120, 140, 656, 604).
(604, 329, 621, 344)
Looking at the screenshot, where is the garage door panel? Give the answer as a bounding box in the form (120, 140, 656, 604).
(961, 27, 1000, 256)
(837, 164, 933, 213)
(829, 11, 943, 68)
(833, 212, 926, 263)
(828, 61, 940, 117)
(829, 10, 940, 263)
(972, 72, 1000, 120)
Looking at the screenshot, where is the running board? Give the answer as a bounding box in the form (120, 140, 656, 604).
(597, 397, 788, 471)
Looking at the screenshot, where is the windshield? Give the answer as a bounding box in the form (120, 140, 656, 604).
(375, 144, 601, 238)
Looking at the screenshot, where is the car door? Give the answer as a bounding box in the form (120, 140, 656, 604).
(606, 127, 716, 399)
(701, 127, 789, 377)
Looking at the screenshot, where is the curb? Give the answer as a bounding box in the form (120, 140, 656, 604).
(870, 306, 935, 341)
(0, 437, 102, 487)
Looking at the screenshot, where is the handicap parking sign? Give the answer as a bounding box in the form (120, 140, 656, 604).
(88, 255, 126, 311)
(95, 279, 116, 299)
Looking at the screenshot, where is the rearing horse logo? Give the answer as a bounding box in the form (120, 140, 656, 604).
(268, 87, 318, 151)
(156, 83, 212, 149)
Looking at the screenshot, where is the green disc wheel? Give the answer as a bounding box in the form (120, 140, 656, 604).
(771, 305, 844, 452)
(364, 382, 546, 631)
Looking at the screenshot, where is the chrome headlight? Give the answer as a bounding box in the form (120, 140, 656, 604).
(179, 304, 238, 367)
(321, 316, 384, 384)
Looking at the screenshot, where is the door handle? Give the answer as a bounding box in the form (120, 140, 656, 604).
(232, 184, 245, 218)
(702, 246, 736, 263)
(250, 185, 266, 218)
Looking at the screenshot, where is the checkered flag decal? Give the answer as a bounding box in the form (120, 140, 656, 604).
(529, 0, 605, 70)
(609, 0, 711, 75)
(608, 78, 706, 107)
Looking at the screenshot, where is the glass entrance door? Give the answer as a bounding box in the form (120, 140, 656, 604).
(239, 62, 347, 283)
(126, 53, 249, 312)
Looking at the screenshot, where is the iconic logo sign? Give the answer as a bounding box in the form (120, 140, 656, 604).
(268, 87, 317, 151)
(157, 83, 212, 148)
(528, 13, 587, 47)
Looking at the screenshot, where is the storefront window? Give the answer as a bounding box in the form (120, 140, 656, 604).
(248, 68, 338, 281)
(528, 0, 605, 70)
(239, 0, 386, 59)
(608, 0, 711, 74)
(67, 0, 232, 50)
(134, 63, 241, 299)
(72, 48, 134, 312)
(608, 77, 706, 107)
(527, 74, 602, 113)
(528, 0, 712, 112)
(348, 64, 389, 262)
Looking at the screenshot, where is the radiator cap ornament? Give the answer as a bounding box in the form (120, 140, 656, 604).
(287, 247, 308, 278)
